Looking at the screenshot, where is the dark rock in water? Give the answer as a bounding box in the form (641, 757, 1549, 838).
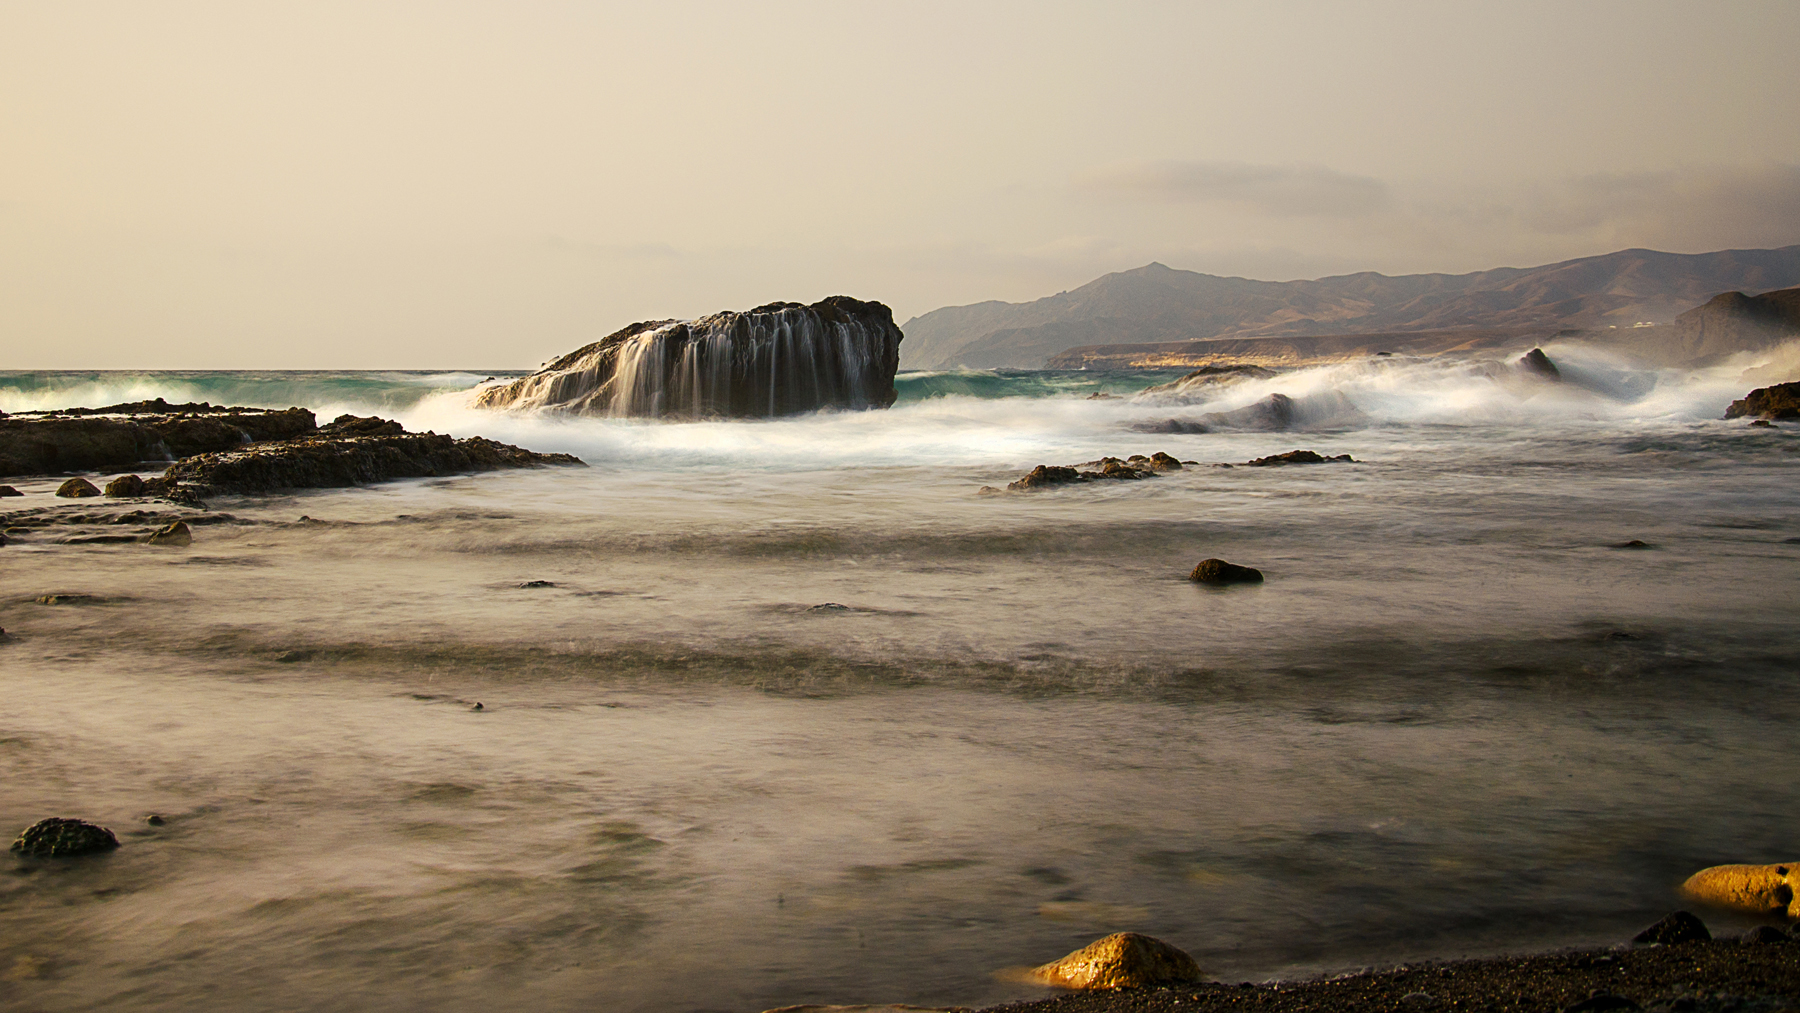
(1008, 465, 1084, 491)
(1190, 559, 1264, 585)
(517, 580, 556, 588)
(1750, 419, 1774, 427)
(146, 520, 192, 546)
(161, 420, 585, 495)
(1130, 418, 1209, 434)
(144, 814, 166, 826)
(1612, 540, 1653, 549)
(1633, 911, 1711, 945)
(35, 593, 97, 604)
(56, 477, 101, 497)
(1725, 381, 1800, 420)
(1086, 392, 1119, 400)
(1245, 450, 1356, 466)
(1, 405, 316, 478)
(1124, 452, 1183, 471)
(1518, 347, 1562, 380)
(806, 603, 851, 612)
(0, 485, 22, 497)
(11, 817, 119, 857)
(1741, 925, 1790, 944)
(1603, 631, 1642, 641)
(103, 474, 147, 497)
(318, 414, 407, 437)
(474, 296, 903, 419)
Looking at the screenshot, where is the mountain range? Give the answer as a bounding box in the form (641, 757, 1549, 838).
(898, 245, 1800, 369)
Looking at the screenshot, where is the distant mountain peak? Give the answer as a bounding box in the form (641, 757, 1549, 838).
(898, 245, 1800, 370)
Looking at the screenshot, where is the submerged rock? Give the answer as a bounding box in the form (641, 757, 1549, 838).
(0, 485, 22, 496)
(11, 817, 119, 857)
(1193, 390, 1366, 432)
(1190, 559, 1264, 585)
(145, 520, 192, 546)
(474, 296, 904, 419)
(1129, 418, 1210, 434)
(1681, 862, 1799, 918)
(1027, 932, 1205, 990)
(1632, 911, 1712, 945)
(1244, 450, 1356, 466)
(55, 477, 101, 497)
(1008, 465, 1083, 491)
(1724, 381, 1800, 420)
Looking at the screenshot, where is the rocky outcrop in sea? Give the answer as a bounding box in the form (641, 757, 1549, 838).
(473, 296, 904, 418)
(1724, 381, 1800, 420)
(0, 399, 316, 476)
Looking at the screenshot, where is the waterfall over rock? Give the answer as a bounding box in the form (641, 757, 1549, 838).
(474, 296, 903, 418)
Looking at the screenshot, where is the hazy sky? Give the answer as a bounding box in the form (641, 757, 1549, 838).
(3, 1, 1798, 367)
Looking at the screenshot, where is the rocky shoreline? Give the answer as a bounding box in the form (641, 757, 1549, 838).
(0, 399, 584, 503)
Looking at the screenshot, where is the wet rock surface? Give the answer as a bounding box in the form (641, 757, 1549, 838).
(11, 817, 119, 857)
(974, 931, 1800, 1013)
(1000, 453, 1183, 492)
(1724, 382, 1800, 420)
(1, 401, 317, 477)
(474, 296, 903, 419)
(55, 477, 101, 497)
(161, 416, 585, 495)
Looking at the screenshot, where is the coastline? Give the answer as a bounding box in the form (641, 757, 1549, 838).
(968, 932, 1800, 1013)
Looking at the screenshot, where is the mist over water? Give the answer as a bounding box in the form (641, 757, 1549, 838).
(3, 346, 1799, 1012)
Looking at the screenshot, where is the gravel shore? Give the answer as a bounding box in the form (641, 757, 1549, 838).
(975, 934, 1799, 1013)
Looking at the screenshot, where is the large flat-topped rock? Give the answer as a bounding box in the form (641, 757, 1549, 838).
(475, 296, 903, 419)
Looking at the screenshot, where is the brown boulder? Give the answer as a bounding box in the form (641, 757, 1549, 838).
(1633, 911, 1712, 945)
(145, 520, 193, 547)
(1028, 932, 1205, 990)
(1191, 559, 1264, 585)
(11, 817, 119, 857)
(55, 477, 101, 497)
(104, 474, 148, 497)
(0, 485, 21, 496)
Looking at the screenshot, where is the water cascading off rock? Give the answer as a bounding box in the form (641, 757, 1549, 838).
(474, 296, 904, 418)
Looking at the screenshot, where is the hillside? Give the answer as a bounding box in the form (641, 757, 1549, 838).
(900, 246, 1800, 369)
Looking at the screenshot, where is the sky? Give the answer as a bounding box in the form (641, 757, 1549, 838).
(3, 0, 1798, 368)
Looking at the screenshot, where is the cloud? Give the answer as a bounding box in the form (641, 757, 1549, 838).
(1078, 159, 1391, 218)
(1511, 162, 1800, 249)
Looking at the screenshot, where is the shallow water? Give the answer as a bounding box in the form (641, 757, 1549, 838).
(3, 351, 1799, 1012)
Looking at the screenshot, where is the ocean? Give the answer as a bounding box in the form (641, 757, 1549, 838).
(2, 347, 1797, 1012)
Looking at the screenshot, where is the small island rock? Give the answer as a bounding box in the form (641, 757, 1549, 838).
(56, 477, 101, 497)
(0, 485, 22, 496)
(11, 817, 120, 857)
(1028, 931, 1205, 990)
(1724, 381, 1800, 420)
(1190, 559, 1265, 585)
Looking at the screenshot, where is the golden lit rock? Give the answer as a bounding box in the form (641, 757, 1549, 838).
(1681, 863, 1798, 918)
(1027, 932, 1204, 990)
